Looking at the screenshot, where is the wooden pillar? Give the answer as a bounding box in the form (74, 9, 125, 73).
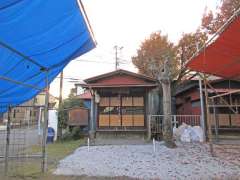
(212, 99, 219, 141)
(57, 71, 63, 139)
(89, 89, 95, 139)
(146, 91, 151, 141)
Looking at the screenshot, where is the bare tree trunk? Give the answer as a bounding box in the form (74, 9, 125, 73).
(159, 58, 176, 148)
(162, 81, 176, 148)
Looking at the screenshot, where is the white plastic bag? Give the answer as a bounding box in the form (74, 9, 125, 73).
(189, 127, 199, 142)
(174, 123, 189, 140)
(180, 128, 191, 142)
(192, 126, 204, 142)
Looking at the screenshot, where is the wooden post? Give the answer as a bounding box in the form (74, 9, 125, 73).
(57, 71, 63, 140)
(212, 99, 219, 141)
(42, 71, 49, 173)
(89, 89, 95, 140)
(4, 106, 11, 176)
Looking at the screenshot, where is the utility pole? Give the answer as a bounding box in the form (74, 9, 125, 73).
(57, 71, 63, 139)
(114, 45, 123, 70)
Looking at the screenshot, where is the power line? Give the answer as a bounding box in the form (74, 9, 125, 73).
(75, 58, 131, 65)
(55, 76, 84, 81)
(75, 59, 115, 64)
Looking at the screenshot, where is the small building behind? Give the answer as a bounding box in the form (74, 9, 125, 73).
(75, 90, 92, 109)
(68, 107, 89, 129)
(175, 79, 240, 129)
(76, 69, 160, 137)
(1, 91, 59, 126)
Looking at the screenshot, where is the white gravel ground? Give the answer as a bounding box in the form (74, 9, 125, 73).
(54, 142, 240, 179)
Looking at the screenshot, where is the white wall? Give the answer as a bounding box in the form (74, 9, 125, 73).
(48, 110, 58, 141)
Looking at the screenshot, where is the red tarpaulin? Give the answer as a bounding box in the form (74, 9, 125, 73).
(186, 15, 240, 79)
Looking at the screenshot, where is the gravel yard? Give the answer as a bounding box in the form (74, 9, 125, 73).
(54, 142, 240, 179)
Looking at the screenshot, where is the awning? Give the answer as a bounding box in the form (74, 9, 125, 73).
(0, 0, 95, 112)
(80, 83, 158, 88)
(186, 13, 240, 79)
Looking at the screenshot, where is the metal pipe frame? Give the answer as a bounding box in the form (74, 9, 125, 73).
(209, 89, 240, 99)
(208, 104, 240, 107)
(41, 70, 49, 173)
(4, 106, 11, 176)
(198, 73, 237, 114)
(203, 74, 214, 156)
(0, 75, 42, 90)
(0, 41, 46, 69)
(0, 155, 42, 159)
(199, 76, 206, 141)
(0, 105, 45, 108)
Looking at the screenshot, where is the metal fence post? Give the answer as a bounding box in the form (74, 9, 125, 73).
(199, 77, 206, 141)
(5, 106, 11, 176)
(173, 115, 177, 128)
(42, 71, 49, 173)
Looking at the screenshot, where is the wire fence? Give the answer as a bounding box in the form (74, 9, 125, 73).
(0, 105, 45, 176)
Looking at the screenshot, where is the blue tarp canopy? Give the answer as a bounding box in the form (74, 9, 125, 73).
(0, 0, 96, 112)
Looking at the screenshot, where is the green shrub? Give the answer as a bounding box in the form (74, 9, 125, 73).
(61, 127, 84, 141)
(61, 130, 72, 141)
(71, 127, 84, 140)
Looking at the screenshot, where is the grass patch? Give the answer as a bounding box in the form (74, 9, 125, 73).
(47, 139, 84, 172)
(2, 139, 84, 180)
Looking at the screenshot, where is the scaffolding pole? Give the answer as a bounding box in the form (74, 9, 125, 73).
(4, 106, 11, 176)
(199, 76, 206, 141)
(203, 74, 214, 156)
(0, 75, 42, 90)
(212, 99, 219, 141)
(209, 89, 240, 99)
(198, 73, 237, 114)
(0, 40, 45, 69)
(41, 71, 49, 173)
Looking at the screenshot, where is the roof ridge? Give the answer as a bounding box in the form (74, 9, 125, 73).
(84, 69, 156, 83)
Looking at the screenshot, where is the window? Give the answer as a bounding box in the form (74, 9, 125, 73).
(185, 96, 191, 102)
(98, 96, 145, 127)
(99, 97, 109, 106)
(121, 106, 144, 115)
(122, 97, 132, 106)
(191, 100, 200, 107)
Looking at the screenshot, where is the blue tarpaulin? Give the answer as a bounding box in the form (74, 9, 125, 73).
(0, 0, 95, 112)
